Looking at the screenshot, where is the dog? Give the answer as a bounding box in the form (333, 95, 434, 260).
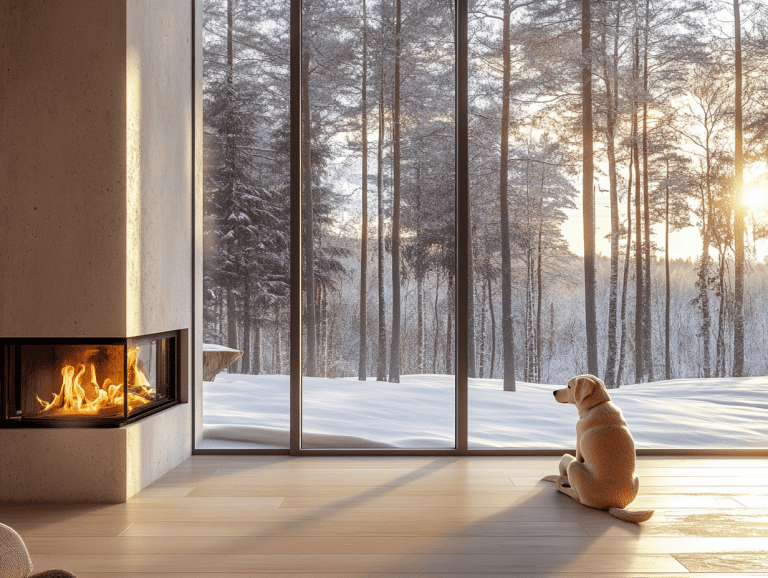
(541, 374, 654, 523)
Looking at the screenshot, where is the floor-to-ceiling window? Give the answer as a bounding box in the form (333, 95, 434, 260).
(466, 0, 768, 450)
(298, 0, 456, 449)
(200, 0, 768, 453)
(200, 0, 291, 449)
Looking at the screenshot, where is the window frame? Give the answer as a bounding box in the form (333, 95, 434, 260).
(192, 0, 767, 458)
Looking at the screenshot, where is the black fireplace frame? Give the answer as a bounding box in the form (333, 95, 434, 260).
(1, 330, 179, 428)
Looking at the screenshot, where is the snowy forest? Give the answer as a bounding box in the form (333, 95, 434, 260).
(202, 0, 768, 391)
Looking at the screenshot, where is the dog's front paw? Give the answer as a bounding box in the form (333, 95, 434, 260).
(541, 474, 561, 483)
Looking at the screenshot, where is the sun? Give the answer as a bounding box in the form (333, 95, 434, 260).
(743, 185, 768, 216)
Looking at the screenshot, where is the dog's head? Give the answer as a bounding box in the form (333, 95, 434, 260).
(553, 374, 611, 411)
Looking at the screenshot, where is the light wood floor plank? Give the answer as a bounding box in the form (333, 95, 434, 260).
(21, 535, 768, 556)
(70, 574, 757, 578)
(26, 552, 689, 574)
(70, 574, 759, 578)
(119, 519, 590, 538)
(2, 456, 767, 576)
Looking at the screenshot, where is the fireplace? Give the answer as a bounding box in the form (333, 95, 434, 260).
(1, 331, 178, 427)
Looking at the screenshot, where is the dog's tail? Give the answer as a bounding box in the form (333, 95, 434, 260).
(607, 507, 654, 524)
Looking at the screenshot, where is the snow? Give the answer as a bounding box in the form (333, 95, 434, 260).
(201, 373, 768, 450)
(203, 343, 241, 352)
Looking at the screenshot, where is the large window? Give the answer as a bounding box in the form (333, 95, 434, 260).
(299, 0, 456, 448)
(201, 0, 291, 449)
(201, 0, 768, 452)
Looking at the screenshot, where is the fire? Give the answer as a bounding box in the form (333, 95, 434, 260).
(36, 346, 156, 415)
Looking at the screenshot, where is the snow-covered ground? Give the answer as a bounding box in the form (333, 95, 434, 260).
(201, 373, 768, 449)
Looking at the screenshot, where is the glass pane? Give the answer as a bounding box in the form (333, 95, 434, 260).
(18, 343, 126, 419)
(301, 0, 456, 448)
(469, 1, 768, 449)
(201, 0, 291, 449)
(127, 334, 175, 416)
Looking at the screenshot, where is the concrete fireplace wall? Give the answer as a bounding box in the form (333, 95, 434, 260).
(0, 1, 128, 337)
(0, 1, 202, 503)
(0, 407, 191, 503)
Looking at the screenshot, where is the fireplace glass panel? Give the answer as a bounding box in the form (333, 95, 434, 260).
(20, 343, 127, 419)
(126, 335, 174, 416)
(2, 332, 177, 425)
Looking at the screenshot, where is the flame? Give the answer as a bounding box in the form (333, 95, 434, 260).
(36, 346, 156, 415)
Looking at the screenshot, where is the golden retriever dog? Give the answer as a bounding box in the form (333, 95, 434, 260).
(542, 374, 654, 523)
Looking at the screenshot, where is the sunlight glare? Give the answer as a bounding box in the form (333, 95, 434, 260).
(744, 186, 768, 216)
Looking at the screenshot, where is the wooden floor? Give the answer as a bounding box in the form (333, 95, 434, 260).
(2, 456, 768, 577)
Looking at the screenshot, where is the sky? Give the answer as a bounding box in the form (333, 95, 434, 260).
(332, 130, 768, 263)
(561, 170, 768, 261)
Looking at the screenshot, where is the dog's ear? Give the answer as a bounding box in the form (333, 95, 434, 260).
(574, 374, 610, 409)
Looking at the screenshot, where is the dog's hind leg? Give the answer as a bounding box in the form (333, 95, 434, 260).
(541, 474, 565, 484)
(559, 453, 577, 478)
(542, 454, 578, 486)
(556, 481, 581, 502)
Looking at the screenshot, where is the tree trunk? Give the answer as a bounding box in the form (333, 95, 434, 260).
(225, 0, 238, 375)
(388, 0, 402, 383)
(733, 0, 745, 377)
(327, 296, 336, 378)
(488, 272, 496, 380)
(547, 300, 555, 379)
(698, 187, 711, 378)
(536, 216, 543, 383)
(641, 0, 654, 382)
(467, 227, 477, 379)
(617, 146, 633, 387)
(582, 0, 598, 377)
(432, 274, 441, 374)
(253, 312, 261, 375)
(320, 281, 328, 377)
(665, 160, 671, 380)
(376, 48, 387, 382)
(445, 273, 454, 375)
(275, 306, 282, 374)
(417, 274, 424, 373)
(633, 32, 644, 384)
(416, 162, 424, 374)
(524, 250, 533, 382)
(242, 286, 251, 374)
(218, 291, 223, 343)
(499, 0, 516, 391)
(401, 281, 408, 372)
(479, 277, 486, 378)
(716, 252, 726, 377)
(301, 44, 317, 377)
(603, 1, 621, 386)
(358, 0, 369, 381)
(226, 288, 238, 373)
